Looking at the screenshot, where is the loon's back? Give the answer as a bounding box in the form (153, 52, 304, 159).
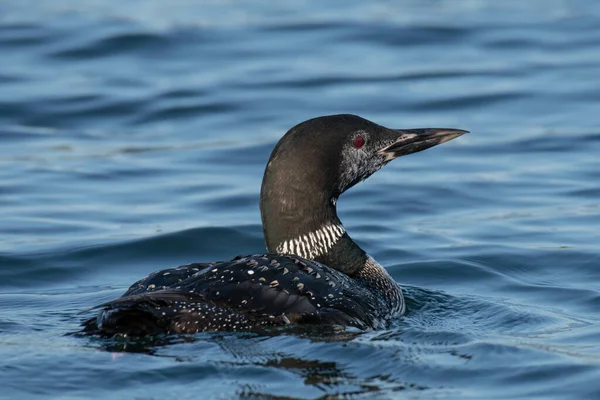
(84, 254, 393, 336)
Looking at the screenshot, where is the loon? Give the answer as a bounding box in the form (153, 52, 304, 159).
(84, 114, 467, 336)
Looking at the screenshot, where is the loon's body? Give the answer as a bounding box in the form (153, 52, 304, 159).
(85, 114, 466, 336)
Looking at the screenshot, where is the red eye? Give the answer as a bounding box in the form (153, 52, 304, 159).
(353, 135, 365, 149)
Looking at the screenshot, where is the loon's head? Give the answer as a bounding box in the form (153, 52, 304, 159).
(260, 114, 467, 273)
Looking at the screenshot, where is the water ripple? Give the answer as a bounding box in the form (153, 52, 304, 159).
(2, 0, 600, 398)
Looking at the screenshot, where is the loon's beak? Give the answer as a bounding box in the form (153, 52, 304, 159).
(377, 128, 468, 161)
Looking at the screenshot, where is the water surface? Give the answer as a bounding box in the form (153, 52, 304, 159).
(1, 1, 599, 398)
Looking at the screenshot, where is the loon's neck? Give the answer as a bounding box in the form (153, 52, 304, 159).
(260, 187, 368, 275)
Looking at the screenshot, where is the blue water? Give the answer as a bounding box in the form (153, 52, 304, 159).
(1, 1, 599, 398)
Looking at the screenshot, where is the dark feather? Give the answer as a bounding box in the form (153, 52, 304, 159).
(85, 254, 379, 336)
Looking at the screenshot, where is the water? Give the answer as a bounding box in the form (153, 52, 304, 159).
(1, 1, 599, 398)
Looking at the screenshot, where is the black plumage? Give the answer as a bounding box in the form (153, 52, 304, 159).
(84, 254, 381, 336)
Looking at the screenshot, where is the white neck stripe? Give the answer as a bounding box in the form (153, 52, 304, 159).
(276, 223, 345, 259)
